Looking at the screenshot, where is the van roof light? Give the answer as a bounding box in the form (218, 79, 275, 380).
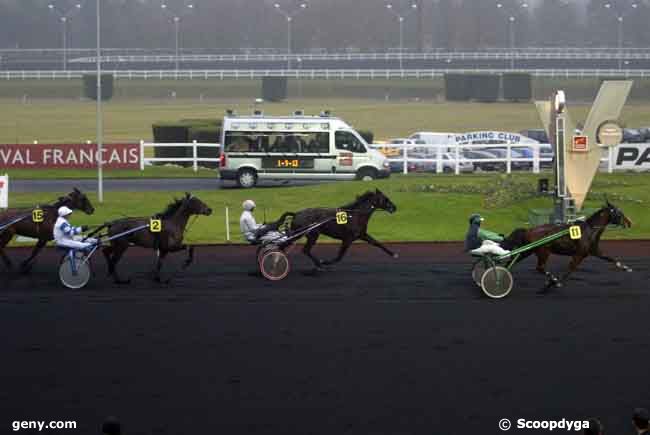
(226, 109, 236, 116)
(294, 109, 304, 116)
(253, 109, 263, 116)
(320, 110, 331, 117)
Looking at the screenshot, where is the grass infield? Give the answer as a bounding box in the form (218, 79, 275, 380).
(5, 173, 649, 244)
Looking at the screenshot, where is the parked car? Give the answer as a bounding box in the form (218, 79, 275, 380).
(623, 128, 644, 143)
(382, 138, 427, 173)
(637, 127, 650, 142)
(520, 129, 549, 144)
(537, 145, 554, 169)
(462, 149, 506, 171)
(412, 152, 473, 173)
(479, 147, 530, 171)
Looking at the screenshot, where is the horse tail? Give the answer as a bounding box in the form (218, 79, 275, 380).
(501, 227, 529, 251)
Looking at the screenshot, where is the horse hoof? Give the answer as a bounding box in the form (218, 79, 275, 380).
(554, 282, 563, 288)
(625, 268, 633, 273)
(393, 253, 400, 259)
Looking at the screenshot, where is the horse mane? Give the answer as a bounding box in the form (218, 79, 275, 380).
(342, 191, 375, 209)
(158, 196, 188, 218)
(586, 206, 609, 225)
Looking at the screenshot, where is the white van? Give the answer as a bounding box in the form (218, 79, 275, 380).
(408, 132, 456, 149)
(219, 113, 390, 187)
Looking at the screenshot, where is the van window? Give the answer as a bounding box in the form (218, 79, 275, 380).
(225, 131, 329, 153)
(335, 131, 366, 153)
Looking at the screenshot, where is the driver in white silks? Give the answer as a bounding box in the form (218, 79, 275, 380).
(240, 200, 288, 244)
(464, 213, 511, 257)
(53, 206, 97, 250)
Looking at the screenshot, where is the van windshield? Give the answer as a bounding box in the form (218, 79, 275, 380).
(224, 131, 329, 153)
(335, 131, 366, 153)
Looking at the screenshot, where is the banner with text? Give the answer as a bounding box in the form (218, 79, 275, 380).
(613, 143, 650, 171)
(0, 143, 140, 169)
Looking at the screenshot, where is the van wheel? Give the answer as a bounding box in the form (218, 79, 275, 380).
(356, 168, 377, 181)
(237, 169, 257, 188)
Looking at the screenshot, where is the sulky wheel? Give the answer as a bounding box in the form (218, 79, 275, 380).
(480, 266, 513, 299)
(59, 254, 91, 289)
(471, 260, 487, 287)
(259, 249, 290, 281)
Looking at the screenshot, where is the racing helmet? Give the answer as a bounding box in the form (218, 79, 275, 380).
(242, 200, 256, 211)
(58, 206, 73, 217)
(469, 213, 484, 225)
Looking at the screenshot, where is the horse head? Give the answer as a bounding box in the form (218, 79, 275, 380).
(371, 189, 397, 214)
(66, 188, 95, 215)
(604, 200, 632, 228)
(184, 193, 212, 217)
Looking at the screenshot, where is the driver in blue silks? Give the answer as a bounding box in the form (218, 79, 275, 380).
(464, 213, 511, 256)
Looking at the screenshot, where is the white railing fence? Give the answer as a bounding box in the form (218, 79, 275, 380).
(370, 143, 618, 174)
(138, 141, 620, 174)
(140, 140, 220, 172)
(4, 68, 650, 80)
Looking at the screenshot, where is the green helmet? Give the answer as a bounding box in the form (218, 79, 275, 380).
(469, 213, 484, 225)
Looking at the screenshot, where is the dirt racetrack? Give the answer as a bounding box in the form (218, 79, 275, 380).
(1, 241, 649, 435)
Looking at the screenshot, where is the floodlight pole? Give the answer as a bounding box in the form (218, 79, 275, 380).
(496, 2, 528, 69)
(161, 3, 194, 73)
(96, 0, 103, 203)
(385, 3, 418, 71)
(48, 2, 83, 71)
(272, 3, 307, 69)
(604, 2, 638, 71)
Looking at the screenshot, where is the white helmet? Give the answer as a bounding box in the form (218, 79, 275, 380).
(58, 206, 73, 217)
(242, 200, 256, 211)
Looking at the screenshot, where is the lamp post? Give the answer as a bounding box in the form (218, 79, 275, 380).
(48, 2, 83, 70)
(161, 3, 194, 72)
(496, 2, 528, 69)
(271, 2, 308, 69)
(96, 0, 103, 203)
(385, 3, 418, 71)
(604, 2, 638, 70)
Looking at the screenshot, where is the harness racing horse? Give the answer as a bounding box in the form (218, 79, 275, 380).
(289, 189, 398, 269)
(502, 201, 633, 292)
(0, 188, 95, 272)
(101, 193, 212, 283)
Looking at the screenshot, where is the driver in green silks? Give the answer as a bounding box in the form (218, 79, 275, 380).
(464, 213, 511, 256)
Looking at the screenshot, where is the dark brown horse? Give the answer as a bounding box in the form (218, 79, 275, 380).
(101, 193, 212, 283)
(502, 201, 633, 292)
(0, 188, 95, 272)
(290, 189, 398, 269)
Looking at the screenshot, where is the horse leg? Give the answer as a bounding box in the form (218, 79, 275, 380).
(535, 248, 559, 285)
(540, 255, 586, 294)
(302, 232, 323, 269)
(153, 250, 168, 283)
(360, 233, 399, 259)
(594, 254, 633, 272)
(182, 245, 194, 269)
(0, 234, 14, 271)
(102, 245, 114, 275)
(322, 239, 352, 266)
(591, 246, 633, 272)
(108, 243, 131, 284)
(20, 239, 47, 274)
